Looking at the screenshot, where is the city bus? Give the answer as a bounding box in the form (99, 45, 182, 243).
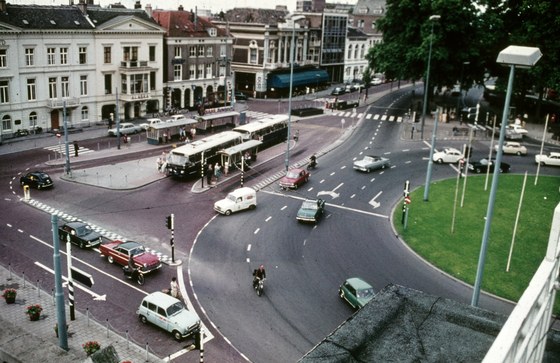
(166, 131, 243, 178)
(232, 114, 289, 148)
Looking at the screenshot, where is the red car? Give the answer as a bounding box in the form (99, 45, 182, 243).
(100, 240, 162, 274)
(279, 168, 310, 190)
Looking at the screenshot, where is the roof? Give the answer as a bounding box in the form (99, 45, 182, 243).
(152, 9, 228, 37)
(299, 284, 560, 362)
(0, 4, 94, 30)
(219, 8, 288, 25)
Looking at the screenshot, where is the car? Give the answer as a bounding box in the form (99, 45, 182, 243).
(19, 171, 54, 190)
(506, 124, 528, 135)
(279, 168, 310, 190)
(371, 77, 383, 86)
(296, 198, 325, 223)
(331, 87, 346, 96)
(353, 155, 390, 172)
(468, 158, 511, 174)
(99, 240, 162, 274)
(535, 152, 560, 166)
(338, 277, 375, 309)
(137, 291, 200, 341)
(139, 118, 164, 130)
(167, 115, 188, 123)
(432, 147, 464, 163)
(344, 83, 358, 93)
(58, 221, 102, 249)
(495, 141, 527, 156)
(234, 91, 247, 101)
(107, 122, 142, 136)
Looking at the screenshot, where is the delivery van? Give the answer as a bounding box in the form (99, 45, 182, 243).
(214, 187, 257, 215)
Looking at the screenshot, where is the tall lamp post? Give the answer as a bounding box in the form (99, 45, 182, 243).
(420, 15, 440, 140)
(285, 15, 305, 171)
(471, 45, 542, 307)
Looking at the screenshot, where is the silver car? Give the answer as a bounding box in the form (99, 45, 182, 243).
(107, 122, 142, 136)
(353, 155, 390, 172)
(495, 141, 527, 156)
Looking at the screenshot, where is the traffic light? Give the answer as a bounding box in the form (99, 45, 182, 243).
(166, 214, 174, 230)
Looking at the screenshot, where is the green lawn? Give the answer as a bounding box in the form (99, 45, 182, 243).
(394, 174, 560, 311)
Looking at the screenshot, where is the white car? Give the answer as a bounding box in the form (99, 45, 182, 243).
(432, 147, 464, 164)
(535, 152, 560, 166)
(107, 122, 142, 136)
(506, 124, 528, 135)
(371, 77, 383, 86)
(495, 141, 527, 156)
(353, 155, 390, 172)
(140, 118, 164, 130)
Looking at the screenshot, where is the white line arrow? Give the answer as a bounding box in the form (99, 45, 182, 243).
(36, 262, 106, 301)
(317, 182, 343, 199)
(368, 191, 383, 209)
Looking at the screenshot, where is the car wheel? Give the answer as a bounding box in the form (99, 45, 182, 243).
(225, 210, 232, 216)
(339, 290, 344, 299)
(475, 168, 481, 174)
(173, 330, 183, 341)
(249, 204, 256, 210)
(107, 256, 114, 264)
(79, 241, 85, 249)
(304, 177, 308, 183)
(516, 151, 521, 156)
(437, 158, 444, 164)
(540, 162, 546, 166)
(139, 315, 148, 324)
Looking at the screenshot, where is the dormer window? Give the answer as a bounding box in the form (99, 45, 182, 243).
(208, 28, 217, 37)
(50, 20, 56, 25)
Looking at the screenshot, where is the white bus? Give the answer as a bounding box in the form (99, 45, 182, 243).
(166, 131, 243, 178)
(232, 115, 289, 148)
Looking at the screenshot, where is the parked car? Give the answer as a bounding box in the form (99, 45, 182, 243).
(344, 83, 358, 93)
(58, 221, 102, 249)
(100, 240, 162, 274)
(235, 91, 248, 101)
(495, 141, 527, 156)
(168, 115, 188, 123)
(331, 87, 346, 96)
(432, 147, 464, 164)
(296, 198, 325, 223)
(338, 277, 375, 309)
(506, 124, 528, 135)
(279, 168, 310, 190)
(371, 77, 383, 86)
(19, 171, 54, 190)
(139, 118, 164, 130)
(535, 152, 560, 166)
(107, 122, 142, 136)
(353, 155, 390, 172)
(137, 291, 200, 341)
(468, 158, 511, 173)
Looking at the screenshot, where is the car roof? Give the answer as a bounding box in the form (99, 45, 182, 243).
(550, 152, 560, 156)
(118, 241, 142, 249)
(346, 277, 373, 290)
(143, 291, 181, 308)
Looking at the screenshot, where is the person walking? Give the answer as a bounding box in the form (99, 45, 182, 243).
(170, 277, 179, 298)
(73, 140, 79, 157)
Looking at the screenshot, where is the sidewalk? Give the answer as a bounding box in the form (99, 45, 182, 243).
(0, 264, 160, 363)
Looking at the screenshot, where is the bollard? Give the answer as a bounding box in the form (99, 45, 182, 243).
(23, 185, 30, 201)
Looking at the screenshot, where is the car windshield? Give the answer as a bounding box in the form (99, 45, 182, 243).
(166, 301, 185, 316)
(357, 288, 375, 299)
(75, 225, 92, 236)
(286, 171, 299, 179)
(226, 193, 237, 202)
(129, 247, 145, 256)
(302, 200, 318, 210)
(364, 156, 377, 163)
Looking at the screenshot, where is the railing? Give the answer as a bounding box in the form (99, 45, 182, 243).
(46, 97, 80, 108)
(120, 60, 149, 68)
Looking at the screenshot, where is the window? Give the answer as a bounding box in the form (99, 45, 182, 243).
(250, 48, 257, 64)
(47, 47, 56, 65)
(0, 80, 8, 103)
(174, 46, 181, 58)
(198, 45, 204, 56)
(149, 46, 156, 62)
(220, 45, 226, 57)
(80, 75, 87, 96)
(174, 64, 182, 81)
(27, 79, 36, 100)
(123, 46, 138, 61)
(354, 45, 358, 59)
(0, 49, 6, 68)
(196, 65, 203, 79)
(206, 46, 213, 57)
(189, 46, 196, 57)
(79, 47, 87, 64)
(360, 44, 365, 58)
(205, 64, 212, 78)
(104, 74, 112, 94)
(121, 74, 127, 94)
(2, 115, 11, 132)
(61, 77, 69, 97)
(60, 47, 68, 64)
(104, 46, 111, 64)
(81, 106, 88, 121)
(347, 45, 352, 59)
(150, 71, 156, 90)
(25, 48, 34, 66)
(189, 64, 195, 79)
(48, 77, 57, 99)
(29, 112, 37, 128)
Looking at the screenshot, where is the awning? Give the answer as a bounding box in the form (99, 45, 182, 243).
(220, 140, 263, 156)
(268, 69, 329, 89)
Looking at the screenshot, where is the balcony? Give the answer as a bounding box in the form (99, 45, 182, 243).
(46, 97, 80, 109)
(120, 60, 149, 68)
(119, 92, 151, 102)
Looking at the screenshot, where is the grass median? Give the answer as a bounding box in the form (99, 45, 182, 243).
(393, 173, 560, 313)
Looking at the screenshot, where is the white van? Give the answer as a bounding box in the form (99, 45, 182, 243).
(137, 291, 200, 341)
(214, 187, 257, 215)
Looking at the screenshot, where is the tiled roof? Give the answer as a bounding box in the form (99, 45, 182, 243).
(87, 6, 156, 26)
(152, 10, 227, 38)
(0, 5, 94, 30)
(220, 8, 288, 25)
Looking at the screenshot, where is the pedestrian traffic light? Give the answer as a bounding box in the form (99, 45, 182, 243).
(194, 329, 201, 350)
(166, 214, 174, 230)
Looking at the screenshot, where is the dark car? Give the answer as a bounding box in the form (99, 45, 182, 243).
(279, 168, 310, 190)
(235, 91, 248, 101)
(339, 277, 375, 309)
(331, 87, 346, 96)
(20, 171, 54, 190)
(468, 158, 511, 174)
(297, 198, 325, 223)
(58, 222, 102, 249)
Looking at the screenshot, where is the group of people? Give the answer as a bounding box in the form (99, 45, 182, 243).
(206, 162, 228, 185)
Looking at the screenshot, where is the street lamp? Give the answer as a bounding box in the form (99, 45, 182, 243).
(420, 15, 441, 140)
(471, 45, 542, 307)
(285, 15, 305, 171)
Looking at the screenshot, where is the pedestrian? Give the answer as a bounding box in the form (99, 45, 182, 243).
(157, 157, 163, 173)
(73, 140, 79, 157)
(207, 163, 213, 185)
(294, 129, 299, 142)
(163, 131, 168, 143)
(190, 127, 196, 140)
(170, 277, 179, 298)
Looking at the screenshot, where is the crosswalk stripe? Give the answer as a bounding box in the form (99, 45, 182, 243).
(43, 145, 95, 156)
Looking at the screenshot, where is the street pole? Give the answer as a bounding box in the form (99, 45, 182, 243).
(423, 108, 439, 201)
(52, 214, 68, 350)
(116, 87, 121, 150)
(63, 101, 71, 176)
(420, 15, 440, 140)
(241, 154, 245, 187)
(66, 235, 75, 321)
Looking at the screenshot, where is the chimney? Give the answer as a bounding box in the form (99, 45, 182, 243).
(0, 0, 6, 13)
(145, 3, 152, 18)
(77, 0, 87, 15)
(178, 5, 184, 11)
(134, 1, 141, 9)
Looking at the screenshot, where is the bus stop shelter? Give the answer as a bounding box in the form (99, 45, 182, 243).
(218, 139, 263, 169)
(196, 111, 239, 133)
(147, 118, 197, 145)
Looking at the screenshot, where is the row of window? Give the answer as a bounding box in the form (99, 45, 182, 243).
(1, 106, 89, 131)
(0, 76, 88, 103)
(172, 64, 227, 81)
(173, 45, 227, 59)
(347, 44, 366, 60)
